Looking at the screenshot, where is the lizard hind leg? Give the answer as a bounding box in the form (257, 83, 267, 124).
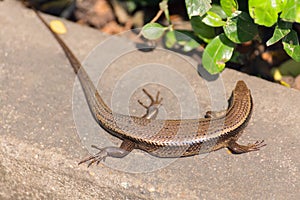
(78, 140, 135, 167)
(78, 89, 163, 167)
(138, 89, 163, 120)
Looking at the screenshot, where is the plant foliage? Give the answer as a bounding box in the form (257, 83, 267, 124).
(141, 0, 300, 74)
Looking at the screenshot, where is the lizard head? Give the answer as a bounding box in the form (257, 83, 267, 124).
(234, 80, 251, 96)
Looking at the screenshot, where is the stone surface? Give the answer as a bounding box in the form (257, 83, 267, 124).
(1, 1, 299, 199)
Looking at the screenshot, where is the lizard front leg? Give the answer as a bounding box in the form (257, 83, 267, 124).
(205, 110, 227, 118)
(227, 139, 266, 154)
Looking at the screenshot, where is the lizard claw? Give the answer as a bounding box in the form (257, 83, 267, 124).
(78, 145, 130, 167)
(138, 89, 163, 119)
(78, 145, 108, 167)
(138, 89, 163, 109)
(247, 140, 267, 151)
(227, 139, 266, 154)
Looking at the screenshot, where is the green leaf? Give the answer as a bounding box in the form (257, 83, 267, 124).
(202, 34, 235, 74)
(159, 0, 170, 23)
(165, 31, 177, 48)
(266, 20, 292, 46)
(159, 0, 168, 11)
(202, 11, 226, 27)
(283, 30, 300, 62)
(281, 0, 300, 23)
(164, 30, 200, 51)
(278, 59, 300, 76)
(185, 0, 212, 18)
(220, 0, 238, 16)
(223, 11, 258, 43)
(249, 0, 284, 27)
(191, 16, 216, 43)
(141, 23, 167, 40)
(210, 4, 227, 19)
(183, 39, 200, 52)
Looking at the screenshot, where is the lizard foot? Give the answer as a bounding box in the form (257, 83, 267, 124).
(78, 145, 130, 167)
(228, 140, 266, 154)
(247, 140, 267, 151)
(78, 145, 108, 167)
(138, 89, 163, 119)
(205, 110, 227, 118)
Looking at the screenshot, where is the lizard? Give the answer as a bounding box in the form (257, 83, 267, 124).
(31, 8, 266, 167)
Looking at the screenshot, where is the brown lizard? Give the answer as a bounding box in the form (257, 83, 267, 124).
(31, 8, 266, 167)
